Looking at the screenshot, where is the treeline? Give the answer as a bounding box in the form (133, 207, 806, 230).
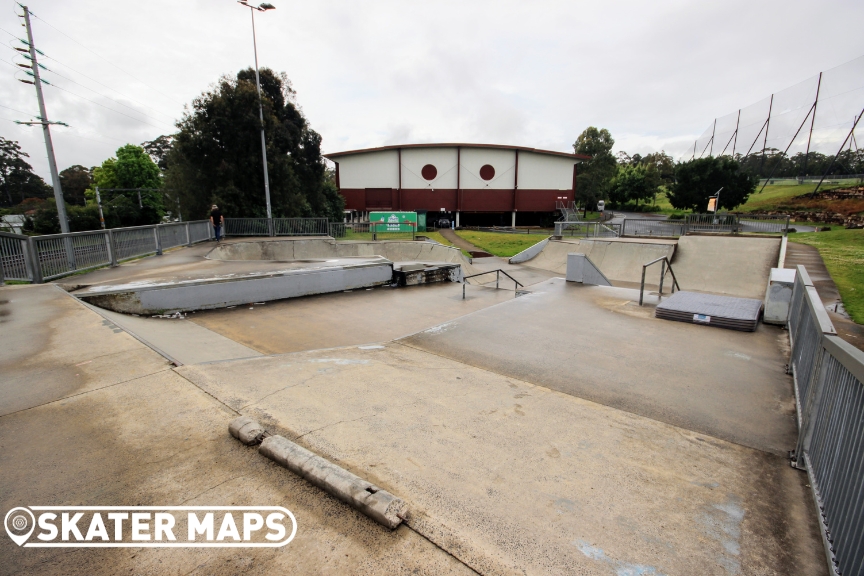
(1, 67, 343, 234)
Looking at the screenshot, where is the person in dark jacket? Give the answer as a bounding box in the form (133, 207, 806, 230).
(209, 205, 224, 241)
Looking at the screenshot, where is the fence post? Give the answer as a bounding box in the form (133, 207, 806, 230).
(785, 215, 790, 236)
(154, 226, 163, 256)
(185, 222, 192, 246)
(27, 236, 43, 284)
(107, 230, 118, 267)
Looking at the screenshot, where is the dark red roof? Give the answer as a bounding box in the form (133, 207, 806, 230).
(324, 143, 590, 161)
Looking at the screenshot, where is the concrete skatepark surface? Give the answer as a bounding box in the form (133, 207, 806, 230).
(519, 238, 676, 285)
(0, 236, 831, 575)
(516, 234, 781, 299)
(672, 235, 781, 300)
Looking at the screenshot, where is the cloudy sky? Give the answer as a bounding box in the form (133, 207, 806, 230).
(1, 0, 862, 181)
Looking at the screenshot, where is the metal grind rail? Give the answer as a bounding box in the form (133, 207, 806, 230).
(0, 221, 211, 284)
(462, 269, 524, 299)
(787, 264, 863, 576)
(639, 256, 680, 306)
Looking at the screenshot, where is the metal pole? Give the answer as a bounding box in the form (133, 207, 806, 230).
(809, 106, 864, 197)
(759, 94, 774, 176)
(732, 109, 740, 157)
(659, 259, 665, 295)
(709, 118, 716, 156)
(95, 186, 106, 229)
(802, 72, 822, 179)
(137, 189, 143, 208)
(23, 7, 68, 236)
(248, 8, 273, 224)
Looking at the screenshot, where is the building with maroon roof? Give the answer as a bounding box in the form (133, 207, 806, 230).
(324, 143, 589, 227)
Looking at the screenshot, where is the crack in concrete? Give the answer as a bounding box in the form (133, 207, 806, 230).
(180, 473, 248, 505)
(0, 366, 173, 419)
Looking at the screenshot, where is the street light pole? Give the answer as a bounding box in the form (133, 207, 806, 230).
(238, 1, 275, 230)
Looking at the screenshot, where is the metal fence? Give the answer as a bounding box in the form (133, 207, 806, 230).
(0, 232, 31, 282)
(224, 218, 329, 237)
(621, 219, 687, 237)
(621, 214, 789, 237)
(0, 221, 211, 284)
(788, 264, 864, 576)
(554, 221, 621, 238)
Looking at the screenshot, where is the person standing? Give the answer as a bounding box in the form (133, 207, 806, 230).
(210, 204, 224, 242)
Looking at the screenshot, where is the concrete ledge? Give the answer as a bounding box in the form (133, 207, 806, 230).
(76, 261, 394, 314)
(259, 435, 406, 529)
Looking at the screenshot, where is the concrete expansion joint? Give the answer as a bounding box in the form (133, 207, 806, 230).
(228, 417, 406, 530)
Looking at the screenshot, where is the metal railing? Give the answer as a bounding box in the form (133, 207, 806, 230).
(554, 221, 621, 238)
(787, 264, 864, 576)
(0, 221, 211, 284)
(0, 232, 31, 282)
(462, 269, 524, 299)
(621, 214, 790, 237)
(224, 217, 329, 237)
(638, 256, 680, 306)
(621, 218, 687, 237)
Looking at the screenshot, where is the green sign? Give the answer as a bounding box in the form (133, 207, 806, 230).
(369, 211, 417, 233)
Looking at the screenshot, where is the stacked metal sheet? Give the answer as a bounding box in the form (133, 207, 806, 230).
(655, 291, 763, 331)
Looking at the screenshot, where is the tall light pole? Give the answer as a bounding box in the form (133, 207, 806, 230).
(237, 1, 275, 226)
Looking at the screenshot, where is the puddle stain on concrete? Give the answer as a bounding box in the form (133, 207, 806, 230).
(575, 540, 665, 575)
(699, 494, 745, 574)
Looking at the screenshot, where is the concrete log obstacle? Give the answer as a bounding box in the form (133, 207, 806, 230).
(229, 417, 406, 529)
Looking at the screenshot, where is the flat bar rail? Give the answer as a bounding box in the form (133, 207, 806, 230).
(462, 269, 523, 299)
(638, 256, 680, 306)
(0, 221, 211, 284)
(787, 264, 863, 576)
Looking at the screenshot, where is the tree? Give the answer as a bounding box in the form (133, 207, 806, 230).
(166, 68, 343, 221)
(609, 164, 657, 206)
(59, 165, 92, 206)
(142, 135, 174, 172)
(667, 156, 757, 212)
(0, 137, 51, 208)
(86, 144, 164, 226)
(573, 127, 617, 215)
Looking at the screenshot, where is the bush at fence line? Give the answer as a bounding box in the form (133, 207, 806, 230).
(667, 213, 686, 220)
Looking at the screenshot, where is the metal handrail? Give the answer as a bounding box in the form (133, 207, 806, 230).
(462, 269, 524, 299)
(639, 256, 680, 306)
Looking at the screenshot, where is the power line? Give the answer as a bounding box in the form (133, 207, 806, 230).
(43, 54, 177, 122)
(47, 83, 167, 130)
(42, 67, 175, 128)
(27, 11, 184, 106)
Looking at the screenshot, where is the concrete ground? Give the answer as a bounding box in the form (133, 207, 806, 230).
(1, 239, 831, 575)
(0, 285, 472, 575)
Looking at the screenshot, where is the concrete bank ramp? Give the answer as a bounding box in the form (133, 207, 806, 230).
(516, 238, 676, 284)
(672, 235, 781, 300)
(209, 238, 472, 268)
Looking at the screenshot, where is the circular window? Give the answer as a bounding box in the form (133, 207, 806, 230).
(480, 164, 495, 181)
(421, 164, 437, 181)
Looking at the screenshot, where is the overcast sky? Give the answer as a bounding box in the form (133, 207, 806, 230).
(1, 0, 862, 181)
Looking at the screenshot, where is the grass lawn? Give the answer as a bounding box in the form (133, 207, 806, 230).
(790, 228, 864, 324)
(455, 230, 547, 258)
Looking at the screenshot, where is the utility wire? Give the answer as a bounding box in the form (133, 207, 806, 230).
(27, 11, 183, 106)
(42, 67, 175, 128)
(46, 83, 166, 130)
(43, 54, 177, 123)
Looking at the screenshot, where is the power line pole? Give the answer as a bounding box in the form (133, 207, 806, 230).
(22, 5, 69, 235)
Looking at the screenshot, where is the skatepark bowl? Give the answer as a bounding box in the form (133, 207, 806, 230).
(3, 232, 861, 576)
